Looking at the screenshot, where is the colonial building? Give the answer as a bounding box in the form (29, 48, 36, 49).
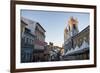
(33, 22, 47, 62)
(21, 17, 47, 62)
(63, 17, 89, 60)
(21, 18, 35, 62)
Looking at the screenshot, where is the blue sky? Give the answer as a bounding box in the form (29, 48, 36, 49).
(21, 10, 90, 47)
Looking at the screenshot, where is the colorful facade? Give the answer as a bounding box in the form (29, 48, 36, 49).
(21, 17, 47, 62)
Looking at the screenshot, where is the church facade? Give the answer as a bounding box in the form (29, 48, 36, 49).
(63, 17, 89, 60)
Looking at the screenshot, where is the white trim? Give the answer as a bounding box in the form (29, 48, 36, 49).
(16, 4, 94, 69)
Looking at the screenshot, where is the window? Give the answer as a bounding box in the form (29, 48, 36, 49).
(69, 26, 70, 31)
(24, 37, 26, 43)
(31, 39, 33, 44)
(29, 39, 31, 44)
(73, 24, 76, 29)
(26, 38, 28, 43)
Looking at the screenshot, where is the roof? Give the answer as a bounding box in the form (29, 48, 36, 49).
(21, 16, 46, 33)
(21, 16, 36, 25)
(21, 20, 28, 25)
(36, 22, 46, 32)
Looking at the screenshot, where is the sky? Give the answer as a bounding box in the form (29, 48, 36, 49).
(21, 10, 90, 47)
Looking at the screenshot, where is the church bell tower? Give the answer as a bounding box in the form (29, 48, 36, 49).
(68, 16, 79, 37)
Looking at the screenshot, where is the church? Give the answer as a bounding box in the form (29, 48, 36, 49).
(63, 17, 89, 60)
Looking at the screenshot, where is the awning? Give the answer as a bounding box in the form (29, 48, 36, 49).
(35, 40, 47, 46)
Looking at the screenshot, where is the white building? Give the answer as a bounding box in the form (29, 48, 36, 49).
(21, 17, 47, 62)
